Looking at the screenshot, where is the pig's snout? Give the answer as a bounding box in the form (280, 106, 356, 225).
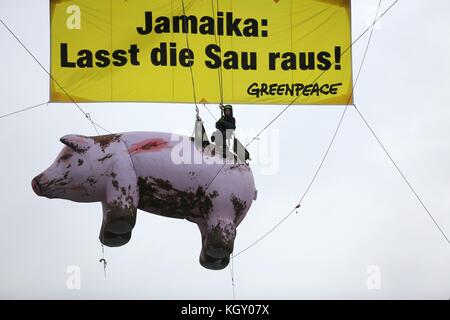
(31, 176, 44, 196)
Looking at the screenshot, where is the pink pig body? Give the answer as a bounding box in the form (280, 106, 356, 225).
(32, 132, 257, 270)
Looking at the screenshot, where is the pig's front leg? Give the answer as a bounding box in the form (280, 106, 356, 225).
(204, 217, 236, 260)
(100, 187, 138, 246)
(99, 156, 139, 247)
(198, 222, 231, 270)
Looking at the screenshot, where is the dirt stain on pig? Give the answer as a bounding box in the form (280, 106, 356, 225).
(152, 177, 173, 190)
(98, 153, 113, 162)
(69, 183, 90, 197)
(77, 159, 84, 166)
(207, 222, 236, 254)
(103, 199, 136, 226)
(92, 134, 122, 152)
(188, 171, 196, 180)
(231, 194, 247, 224)
(57, 153, 73, 164)
(86, 176, 97, 187)
(63, 171, 70, 180)
(112, 179, 119, 191)
(137, 176, 219, 220)
(229, 164, 250, 172)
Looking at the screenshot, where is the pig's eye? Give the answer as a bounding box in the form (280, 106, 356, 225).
(58, 153, 73, 162)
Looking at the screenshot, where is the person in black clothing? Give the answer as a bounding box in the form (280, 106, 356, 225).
(212, 105, 236, 158)
(215, 104, 236, 136)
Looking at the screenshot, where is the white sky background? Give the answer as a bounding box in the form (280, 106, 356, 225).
(1, 0, 450, 299)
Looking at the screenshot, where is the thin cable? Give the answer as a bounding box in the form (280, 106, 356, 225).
(203, 0, 399, 192)
(110, 0, 113, 101)
(205, 161, 226, 191)
(99, 244, 107, 279)
(298, 0, 382, 205)
(349, 3, 450, 247)
(244, 0, 399, 149)
(354, 104, 450, 245)
(0, 17, 124, 182)
(0, 18, 88, 117)
(0, 101, 48, 120)
(211, 0, 224, 106)
(203, 103, 217, 121)
(0, 17, 105, 135)
(234, 0, 384, 258)
(0, 17, 138, 172)
(91, 120, 113, 134)
(180, 0, 199, 112)
(352, 2, 449, 245)
(217, 0, 224, 106)
(85, 113, 100, 135)
(234, 206, 298, 258)
(229, 254, 236, 299)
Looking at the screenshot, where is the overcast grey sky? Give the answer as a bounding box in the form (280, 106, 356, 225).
(1, 0, 450, 299)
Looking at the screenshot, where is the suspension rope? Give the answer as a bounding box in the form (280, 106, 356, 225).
(85, 113, 100, 135)
(0, 101, 48, 120)
(1, 18, 87, 118)
(203, 0, 399, 196)
(244, 0, 400, 149)
(211, 0, 224, 106)
(99, 244, 107, 279)
(203, 103, 217, 121)
(0, 17, 130, 279)
(354, 103, 450, 245)
(0, 17, 105, 135)
(229, 253, 236, 299)
(180, 0, 199, 118)
(234, 0, 384, 259)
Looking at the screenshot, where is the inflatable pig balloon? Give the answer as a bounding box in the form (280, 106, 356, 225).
(31, 132, 257, 270)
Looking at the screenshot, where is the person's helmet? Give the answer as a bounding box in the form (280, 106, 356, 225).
(223, 104, 233, 111)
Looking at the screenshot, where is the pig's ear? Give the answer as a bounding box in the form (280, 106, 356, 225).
(60, 134, 92, 153)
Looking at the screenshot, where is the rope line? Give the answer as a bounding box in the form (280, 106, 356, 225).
(244, 0, 400, 149)
(180, 0, 199, 116)
(354, 103, 450, 245)
(203, 0, 399, 194)
(211, 0, 224, 106)
(203, 103, 217, 121)
(0, 17, 105, 135)
(233, 206, 298, 258)
(0, 18, 86, 117)
(99, 244, 107, 279)
(217, 0, 224, 106)
(229, 253, 236, 299)
(0, 101, 48, 120)
(234, 0, 384, 258)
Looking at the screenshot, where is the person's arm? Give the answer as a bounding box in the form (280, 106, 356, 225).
(221, 117, 236, 130)
(215, 118, 225, 130)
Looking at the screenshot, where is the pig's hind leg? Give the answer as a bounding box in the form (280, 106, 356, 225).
(99, 223, 132, 247)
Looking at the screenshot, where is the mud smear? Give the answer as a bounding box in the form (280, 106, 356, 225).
(231, 194, 247, 224)
(98, 153, 114, 162)
(92, 134, 122, 152)
(138, 176, 219, 220)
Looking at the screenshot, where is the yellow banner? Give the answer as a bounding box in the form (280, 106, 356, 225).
(50, 0, 352, 105)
